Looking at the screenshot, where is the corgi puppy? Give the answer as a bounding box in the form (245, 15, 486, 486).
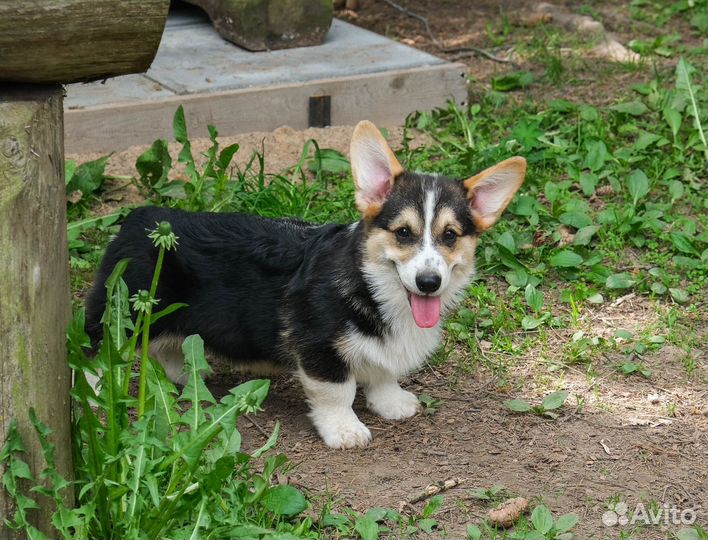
(86, 121, 526, 449)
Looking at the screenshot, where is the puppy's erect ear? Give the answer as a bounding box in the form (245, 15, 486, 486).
(464, 157, 527, 231)
(350, 121, 404, 218)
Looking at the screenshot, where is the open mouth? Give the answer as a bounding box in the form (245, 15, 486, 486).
(407, 292, 442, 329)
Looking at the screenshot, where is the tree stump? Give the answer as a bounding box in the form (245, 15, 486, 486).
(0, 85, 72, 537)
(185, 0, 333, 50)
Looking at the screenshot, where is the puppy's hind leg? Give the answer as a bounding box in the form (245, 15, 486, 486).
(149, 334, 189, 385)
(297, 368, 372, 449)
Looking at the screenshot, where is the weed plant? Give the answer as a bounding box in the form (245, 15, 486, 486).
(1, 225, 309, 539)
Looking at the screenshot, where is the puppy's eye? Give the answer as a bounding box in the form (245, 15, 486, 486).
(442, 229, 457, 244)
(395, 227, 411, 240)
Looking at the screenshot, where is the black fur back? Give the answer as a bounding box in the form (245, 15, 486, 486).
(85, 207, 381, 379)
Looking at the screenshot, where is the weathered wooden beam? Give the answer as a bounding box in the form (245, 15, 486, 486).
(0, 0, 170, 83)
(0, 85, 72, 536)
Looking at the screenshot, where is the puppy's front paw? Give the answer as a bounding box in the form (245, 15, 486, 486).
(367, 386, 420, 420)
(311, 409, 372, 449)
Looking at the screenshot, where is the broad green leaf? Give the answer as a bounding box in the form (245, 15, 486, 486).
(531, 505, 554, 534)
(505, 268, 528, 288)
(544, 181, 561, 204)
(587, 293, 604, 304)
(173, 105, 189, 144)
(136, 139, 172, 189)
(218, 143, 240, 170)
(663, 106, 682, 138)
(579, 171, 598, 196)
(522, 315, 546, 330)
(584, 140, 609, 172)
(525, 284, 544, 313)
(65, 160, 77, 186)
(66, 155, 110, 197)
(492, 71, 534, 92)
(467, 524, 482, 540)
(262, 485, 308, 516)
(554, 513, 579, 533)
(497, 231, 517, 254)
(615, 329, 633, 339)
(541, 391, 568, 411)
(669, 180, 685, 201)
(180, 335, 215, 431)
(627, 169, 649, 205)
(309, 148, 350, 174)
(692, 10, 708, 32)
(505, 399, 532, 412)
(549, 250, 583, 268)
(354, 516, 379, 540)
(676, 528, 701, 540)
(251, 421, 280, 459)
(669, 288, 689, 304)
(524, 531, 547, 540)
(610, 101, 647, 116)
(606, 273, 635, 289)
(418, 518, 438, 533)
(559, 211, 593, 228)
(670, 233, 697, 255)
(651, 282, 667, 295)
(634, 131, 662, 151)
(423, 495, 444, 517)
(574, 225, 600, 246)
(365, 507, 389, 522)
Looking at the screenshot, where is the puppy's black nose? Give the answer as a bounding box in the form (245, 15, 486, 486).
(416, 273, 441, 293)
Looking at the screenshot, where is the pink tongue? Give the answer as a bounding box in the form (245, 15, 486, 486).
(410, 294, 441, 328)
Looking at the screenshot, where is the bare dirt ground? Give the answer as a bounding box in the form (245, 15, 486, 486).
(217, 293, 706, 540)
(68, 1, 708, 538)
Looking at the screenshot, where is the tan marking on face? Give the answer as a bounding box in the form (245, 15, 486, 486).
(440, 233, 478, 268)
(388, 207, 424, 237)
(362, 202, 383, 220)
(364, 228, 417, 266)
(432, 207, 463, 237)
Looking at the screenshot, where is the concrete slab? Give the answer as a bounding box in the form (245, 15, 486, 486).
(65, 8, 466, 153)
(147, 19, 449, 95)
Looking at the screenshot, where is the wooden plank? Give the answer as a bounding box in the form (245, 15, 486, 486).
(0, 85, 72, 536)
(65, 64, 467, 154)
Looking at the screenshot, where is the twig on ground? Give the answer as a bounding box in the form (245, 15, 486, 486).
(446, 46, 518, 66)
(381, 0, 440, 47)
(381, 0, 516, 66)
(408, 478, 464, 504)
(244, 414, 269, 438)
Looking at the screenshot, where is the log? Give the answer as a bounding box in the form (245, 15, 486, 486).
(0, 85, 72, 537)
(0, 0, 170, 84)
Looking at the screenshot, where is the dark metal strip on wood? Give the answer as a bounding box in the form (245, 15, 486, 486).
(308, 95, 331, 128)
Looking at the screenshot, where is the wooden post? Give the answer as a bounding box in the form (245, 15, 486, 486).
(0, 85, 72, 537)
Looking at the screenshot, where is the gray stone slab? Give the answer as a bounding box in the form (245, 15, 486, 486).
(149, 19, 447, 94)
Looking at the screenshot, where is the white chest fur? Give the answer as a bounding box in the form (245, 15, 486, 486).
(338, 318, 441, 380)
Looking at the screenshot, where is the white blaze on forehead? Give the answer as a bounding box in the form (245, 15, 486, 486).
(423, 188, 436, 249)
(419, 187, 442, 271)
